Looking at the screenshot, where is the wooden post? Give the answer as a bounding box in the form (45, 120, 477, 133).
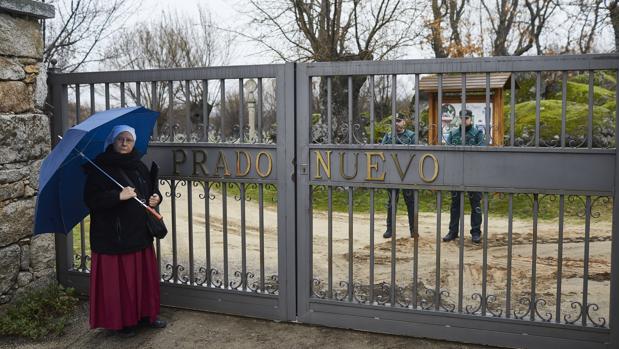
(492, 88, 504, 146)
(428, 94, 437, 144)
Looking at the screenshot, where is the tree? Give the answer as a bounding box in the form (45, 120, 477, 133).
(245, 0, 425, 62)
(427, 0, 479, 58)
(477, 0, 557, 56)
(244, 0, 426, 142)
(44, 0, 139, 72)
(610, 1, 619, 51)
(102, 9, 233, 138)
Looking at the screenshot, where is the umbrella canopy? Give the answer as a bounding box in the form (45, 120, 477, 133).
(34, 106, 160, 235)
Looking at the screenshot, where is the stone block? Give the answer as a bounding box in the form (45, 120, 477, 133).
(30, 233, 55, 273)
(0, 198, 35, 246)
(17, 57, 37, 65)
(0, 244, 20, 294)
(24, 183, 36, 197)
(0, 113, 50, 163)
(0, 57, 25, 80)
(23, 65, 38, 74)
(0, 13, 43, 58)
(0, 80, 33, 113)
(0, 165, 26, 185)
(20, 243, 29, 271)
(28, 159, 43, 190)
(16, 271, 33, 287)
(0, 0, 56, 20)
(0, 160, 41, 185)
(33, 63, 47, 110)
(0, 180, 24, 201)
(12, 272, 55, 302)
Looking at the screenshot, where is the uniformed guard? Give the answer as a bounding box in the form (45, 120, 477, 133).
(381, 115, 416, 238)
(443, 109, 484, 244)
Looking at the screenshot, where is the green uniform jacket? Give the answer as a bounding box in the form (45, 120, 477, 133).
(381, 129, 416, 145)
(446, 126, 484, 146)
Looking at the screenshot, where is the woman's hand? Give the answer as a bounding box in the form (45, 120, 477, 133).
(148, 193, 161, 207)
(119, 186, 137, 201)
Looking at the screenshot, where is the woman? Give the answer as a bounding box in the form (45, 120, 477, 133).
(84, 125, 166, 337)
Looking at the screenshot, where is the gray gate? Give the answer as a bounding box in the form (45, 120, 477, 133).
(48, 54, 619, 348)
(294, 55, 619, 349)
(49, 63, 297, 321)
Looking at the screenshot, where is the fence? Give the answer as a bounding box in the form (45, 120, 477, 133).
(48, 54, 619, 348)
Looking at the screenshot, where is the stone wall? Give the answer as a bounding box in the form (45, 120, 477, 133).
(0, 1, 56, 305)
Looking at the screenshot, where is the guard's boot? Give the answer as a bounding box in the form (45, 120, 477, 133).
(442, 231, 458, 242)
(471, 232, 482, 244)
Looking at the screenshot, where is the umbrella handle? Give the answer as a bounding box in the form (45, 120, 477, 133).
(145, 205, 164, 220)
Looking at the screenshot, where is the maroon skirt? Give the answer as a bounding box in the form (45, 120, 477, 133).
(89, 245, 160, 330)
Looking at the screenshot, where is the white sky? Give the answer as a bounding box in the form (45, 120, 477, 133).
(68, 0, 614, 71)
(130, 0, 275, 65)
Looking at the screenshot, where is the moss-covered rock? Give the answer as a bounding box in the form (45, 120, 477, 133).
(547, 81, 615, 106)
(504, 100, 614, 144)
(602, 100, 616, 113)
(570, 71, 617, 90)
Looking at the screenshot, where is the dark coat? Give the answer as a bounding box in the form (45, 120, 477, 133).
(83, 148, 162, 254)
(447, 125, 484, 145)
(381, 129, 416, 145)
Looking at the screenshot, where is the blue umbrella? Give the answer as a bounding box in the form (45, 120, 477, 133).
(34, 106, 160, 235)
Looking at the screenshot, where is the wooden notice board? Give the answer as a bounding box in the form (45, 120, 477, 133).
(420, 73, 514, 146)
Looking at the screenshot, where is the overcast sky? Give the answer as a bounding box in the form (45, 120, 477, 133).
(65, 0, 614, 71)
(132, 0, 275, 65)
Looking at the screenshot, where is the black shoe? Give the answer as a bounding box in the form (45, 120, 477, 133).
(383, 230, 392, 239)
(442, 232, 458, 242)
(471, 233, 481, 244)
(149, 318, 167, 329)
(116, 327, 136, 338)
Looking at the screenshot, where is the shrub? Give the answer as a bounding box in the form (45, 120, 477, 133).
(0, 284, 79, 340)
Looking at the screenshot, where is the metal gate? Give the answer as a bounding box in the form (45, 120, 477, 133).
(49, 63, 297, 321)
(49, 55, 619, 348)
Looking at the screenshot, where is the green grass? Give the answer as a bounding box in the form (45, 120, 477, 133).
(71, 216, 91, 256)
(222, 185, 612, 221)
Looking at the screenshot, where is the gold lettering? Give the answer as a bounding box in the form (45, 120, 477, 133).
(314, 150, 332, 179)
(339, 152, 359, 180)
(419, 153, 439, 183)
(215, 150, 231, 176)
(173, 149, 187, 175)
(365, 152, 385, 181)
(391, 153, 415, 180)
(192, 150, 208, 176)
(256, 151, 273, 177)
(236, 151, 251, 177)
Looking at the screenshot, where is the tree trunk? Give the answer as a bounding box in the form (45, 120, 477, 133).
(610, 1, 619, 52)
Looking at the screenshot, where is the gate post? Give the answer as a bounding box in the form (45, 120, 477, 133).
(47, 69, 73, 286)
(277, 62, 298, 321)
(609, 70, 619, 348)
(294, 62, 312, 321)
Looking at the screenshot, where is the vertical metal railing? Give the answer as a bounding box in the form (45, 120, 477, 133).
(49, 56, 618, 347)
(301, 59, 615, 343)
